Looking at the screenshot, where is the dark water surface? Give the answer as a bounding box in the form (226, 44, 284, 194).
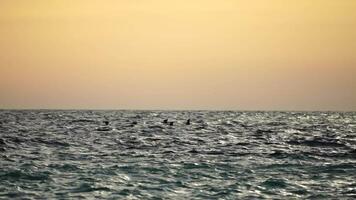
(0, 110, 356, 199)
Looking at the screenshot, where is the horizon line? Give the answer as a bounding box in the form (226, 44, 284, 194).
(0, 108, 355, 113)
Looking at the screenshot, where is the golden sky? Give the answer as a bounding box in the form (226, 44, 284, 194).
(1, 0, 355, 110)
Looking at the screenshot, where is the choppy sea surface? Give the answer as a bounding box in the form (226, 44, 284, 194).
(0, 110, 356, 199)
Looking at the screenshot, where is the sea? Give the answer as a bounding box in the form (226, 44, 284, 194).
(0, 110, 355, 199)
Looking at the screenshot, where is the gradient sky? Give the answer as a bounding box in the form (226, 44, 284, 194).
(1, 0, 355, 110)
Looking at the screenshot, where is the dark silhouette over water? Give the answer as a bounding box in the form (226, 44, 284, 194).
(186, 119, 191, 125)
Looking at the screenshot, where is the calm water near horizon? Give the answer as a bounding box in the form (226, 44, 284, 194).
(1, 110, 356, 199)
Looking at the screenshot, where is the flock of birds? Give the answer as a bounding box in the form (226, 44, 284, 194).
(162, 118, 191, 126)
(97, 118, 191, 131)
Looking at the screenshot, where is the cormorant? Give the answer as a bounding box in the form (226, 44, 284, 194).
(186, 119, 191, 125)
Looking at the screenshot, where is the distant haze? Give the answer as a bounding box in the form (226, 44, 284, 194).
(1, 0, 355, 111)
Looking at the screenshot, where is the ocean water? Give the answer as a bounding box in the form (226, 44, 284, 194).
(0, 110, 355, 199)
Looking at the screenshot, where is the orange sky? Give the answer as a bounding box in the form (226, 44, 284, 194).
(1, 0, 355, 110)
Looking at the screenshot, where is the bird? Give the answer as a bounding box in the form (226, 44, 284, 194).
(163, 119, 168, 124)
(169, 122, 174, 126)
(186, 119, 191, 125)
(103, 121, 109, 126)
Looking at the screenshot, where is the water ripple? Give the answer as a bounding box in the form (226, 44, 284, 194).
(0, 110, 355, 199)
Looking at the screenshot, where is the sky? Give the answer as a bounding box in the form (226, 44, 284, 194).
(0, 0, 355, 111)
